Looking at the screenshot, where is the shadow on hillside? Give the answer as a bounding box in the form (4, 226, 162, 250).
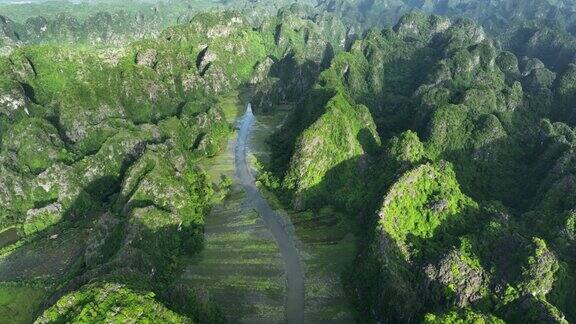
(289, 128, 382, 214)
(35, 174, 208, 319)
(0, 98, 222, 315)
(286, 136, 548, 322)
(250, 50, 330, 114)
(267, 98, 576, 321)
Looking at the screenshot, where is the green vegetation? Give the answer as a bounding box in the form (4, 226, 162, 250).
(0, 0, 317, 51)
(181, 116, 286, 322)
(378, 162, 476, 258)
(292, 206, 356, 322)
(2, 1, 576, 323)
(424, 308, 504, 324)
(251, 100, 357, 321)
(0, 284, 46, 324)
(0, 4, 360, 320)
(317, 0, 576, 72)
(36, 282, 190, 323)
(0, 5, 321, 321)
(259, 6, 576, 324)
(284, 92, 380, 210)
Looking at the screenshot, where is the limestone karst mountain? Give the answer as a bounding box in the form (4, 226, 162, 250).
(0, 1, 575, 323)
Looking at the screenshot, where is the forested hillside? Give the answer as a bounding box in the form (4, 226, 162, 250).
(0, 0, 575, 323)
(0, 0, 312, 53)
(317, 0, 576, 72)
(261, 8, 576, 324)
(0, 4, 352, 322)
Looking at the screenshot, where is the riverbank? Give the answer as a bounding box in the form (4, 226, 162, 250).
(235, 103, 305, 323)
(179, 93, 291, 323)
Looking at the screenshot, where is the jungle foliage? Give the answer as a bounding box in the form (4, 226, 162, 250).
(1, 1, 576, 323)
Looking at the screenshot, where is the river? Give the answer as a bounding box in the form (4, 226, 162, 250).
(235, 103, 305, 323)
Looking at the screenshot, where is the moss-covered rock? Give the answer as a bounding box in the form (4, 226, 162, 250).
(424, 248, 489, 307)
(369, 162, 477, 321)
(518, 237, 560, 297)
(500, 294, 568, 324)
(424, 308, 504, 324)
(377, 162, 476, 258)
(387, 130, 426, 165)
(284, 92, 380, 210)
(35, 282, 191, 323)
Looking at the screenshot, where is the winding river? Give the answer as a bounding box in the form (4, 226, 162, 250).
(235, 103, 305, 323)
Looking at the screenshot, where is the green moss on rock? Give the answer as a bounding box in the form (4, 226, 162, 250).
(35, 282, 191, 323)
(284, 92, 380, 210)
(424, 308, 504, 324)
(378, 162, 476, 258)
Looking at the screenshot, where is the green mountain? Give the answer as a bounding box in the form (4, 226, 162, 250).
(265, 10, 575, 323)
(1, 1, 576, 323)
(316, 0, 576, 72)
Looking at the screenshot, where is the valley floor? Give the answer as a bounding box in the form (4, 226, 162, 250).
(181, 93, 356, 322)
(0, 91, 357, 323)
(179, 131, 287, 323)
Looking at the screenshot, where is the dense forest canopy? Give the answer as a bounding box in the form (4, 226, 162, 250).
(0, 0, 575, 323)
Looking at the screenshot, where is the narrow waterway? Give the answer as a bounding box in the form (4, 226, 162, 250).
(235, 103, 305, 323)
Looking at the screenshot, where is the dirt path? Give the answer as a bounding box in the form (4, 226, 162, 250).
(235, 103, 305, 323)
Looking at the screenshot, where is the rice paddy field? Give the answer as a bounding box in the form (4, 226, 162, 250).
(181, 94, 286, 322)
(182, 93, 356, 322)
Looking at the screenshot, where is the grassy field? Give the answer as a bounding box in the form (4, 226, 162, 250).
(256, 187, 356, 322)
(0, 227, 87, 282)
(180, 186, 286, 323)
(0, 227, 19, 250)
(184, 130, 286, 322)
(292, 208, 356, 323)
(0, 224, 88, 323)
(193, 94, 356, 322)
(0, 284, 46, 324)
